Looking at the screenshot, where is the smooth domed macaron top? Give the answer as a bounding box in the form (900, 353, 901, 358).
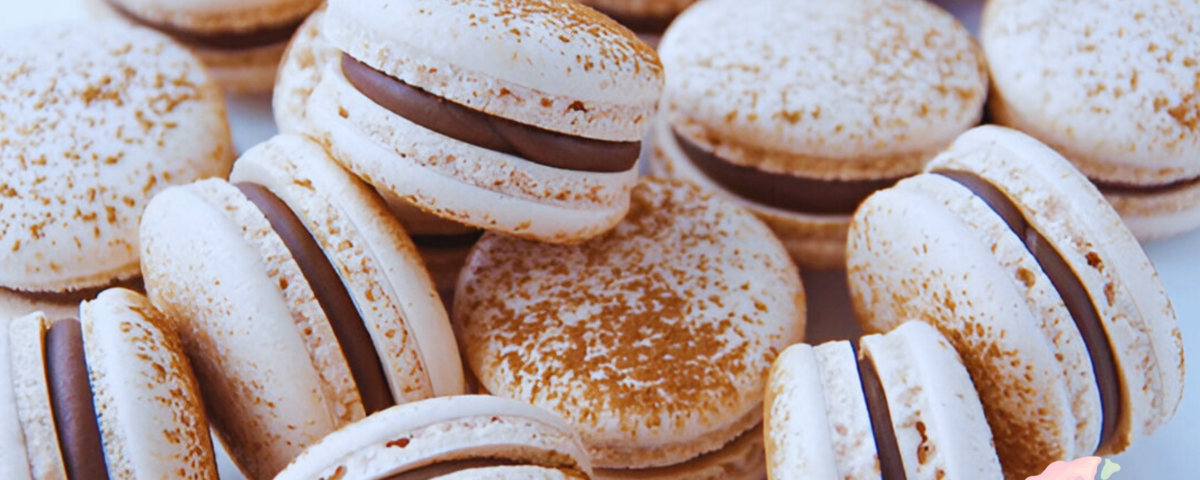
(0, 22, 233, 293)
(659, 0, 986, 179)
(325, 0, 663, 140)
(456, 177, 805, 468)
(983, 0, 1200, 185)
(105, 0, 323, 35)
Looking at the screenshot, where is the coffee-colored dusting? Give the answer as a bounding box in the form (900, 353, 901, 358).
(45, 319, 111, 480)
(104, 0, 306, 50)
(853, 344, 906, 480)
(341, 54, 641, 173)
(236, 183, 395, 415)
(674, 130, 902, 215)
(936, 170, 1120, 450)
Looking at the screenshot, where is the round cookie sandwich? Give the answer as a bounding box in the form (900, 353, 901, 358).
(0, 21, 233, 295)
(275, 395, 593, 480)
(274, 0, 664, 244)
(455, 177, 805, 478)
(652, 0, 987, 269)
(139, 134, 464, 480)
(92, 0, 324, 93)
(847, 126, 1184, 478)
(983, 0, 1200, 241)
(766, 321, 1003, 479)
(1, 288, 217, 479)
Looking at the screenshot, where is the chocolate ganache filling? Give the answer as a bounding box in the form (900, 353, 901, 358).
(590, 7, 678, 35)
(853, 343, 906, 480)
(410, 231, 485, 250)
(672, 130, 903, 215)
(45, 319, 111, 480)
(236, 183, 395, 415)
(936, 171, 1121, 450)
(341, 54, 641, 173)
(1092, 175, 1200, 196)
(104, 0, 306, 50)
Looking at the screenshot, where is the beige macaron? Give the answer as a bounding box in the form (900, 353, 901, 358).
(848, 126, 1184, 478)
(91, 0, 324, 93)
(651, 0, 987, 269)
(766, 321, 1003, 479)
(456, 177, 805, 477)
(983, 0, 1200, 240)
(0, 21, 233, 294)
(140, 134, 464, 480)
(275, 395, 593, 480)
(2, 289, 216, 479)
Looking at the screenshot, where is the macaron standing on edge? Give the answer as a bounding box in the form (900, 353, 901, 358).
(280, 0, 664, 244)
(0, 21, 234, 295)
(456, 177, 805, 478)
(1, 288, 217, 479)
(275, 396, 594, 480)
(847, 126, 1184, 478)
(139, 134, 464, 479)
(983, 0, 1200, 241)
(92, 0, 325, 93)
(652, 0, 987, 269)
(766, 321, 1003, 479)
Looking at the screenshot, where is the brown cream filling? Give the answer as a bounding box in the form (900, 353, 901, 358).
(852, 343, 906, 480)
(45, 318, 111, 480)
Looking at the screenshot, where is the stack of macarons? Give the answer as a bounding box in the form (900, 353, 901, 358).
(1, 289, 217, 479)
(455, 177, 805, 479)
(848, 126, 1184, 478)
(652, 0, 987, 269)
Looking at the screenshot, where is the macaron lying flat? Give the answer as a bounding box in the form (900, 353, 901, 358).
(1, 288, 216, 479)
(275, 395, 593, 480)
(0, 22, 233, 294)
(456, 177, 805, 476)
(139, 134, 464, 479)
(847, 126, 1184, 478)
(983, 0, 1200, 240)
(94, 0, 324, 93)
(766, 321, 1003, 479)
(277, 0, 664, 244)
(652, 0, 987, 269)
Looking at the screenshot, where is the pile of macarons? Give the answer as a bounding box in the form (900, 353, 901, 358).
(0, 0, 1191, 479)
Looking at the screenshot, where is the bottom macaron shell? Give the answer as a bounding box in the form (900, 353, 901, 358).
(650, 119, 849, 270)
(593, 426, 765, 480)
(193, 42, 289, 95)
(1103, 180, 1200, 241)
(7, 313, 69, 480)
(1, 313, 34, 480)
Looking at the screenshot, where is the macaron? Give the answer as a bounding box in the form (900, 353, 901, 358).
(92, 0, 324, 93)
(766, 321, 1003, 479)
(0, 21, 234, 294)
(847, 126, 1184, 478)
(982, 0, 1200, 241)
(455, 177, 805, 477)
(139, 134, 464, 479)
(651, 0, 987, 269)
(1, 288, 217, 479)
(275, 0, 664, 244)
(577, 0, 699, 44)
(275, 395, 593, 480)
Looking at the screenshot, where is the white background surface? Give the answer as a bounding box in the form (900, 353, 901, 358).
(2, 1, 1195, 478)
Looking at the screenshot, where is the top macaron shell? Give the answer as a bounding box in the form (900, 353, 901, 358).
(983, 0, 1200, 185)
(0, 22, 233, 293)
(274, 5, 334, 136)
(658, 0, 987, 180)
(455, 178, 805, 469)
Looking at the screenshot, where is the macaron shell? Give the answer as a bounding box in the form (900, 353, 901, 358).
(658, 0, 986, 178)
(594, 426, 765, 480)
(274, 396, 592, 480)
(861, 321, 1003, 479)
(651, 119, 848, 269)
(437, 466, 588, 479)
(274, 6, 333, 135)
(456, 178, 805, 468)
(983, 0, 1200, 185)
(927, 126, 1184, 450)
(190, 42, 290, 94)
(1, 314, 35, 480)
(305, 65, 637, 243)
(140, 181, 349, 480)
(103, 0, 322, 35)
(229, 134, 464, 400)
(1103, 182, 1200, 242)
(325, 0, 662, 141)
(7, 313, 68, 480)
(0, 22, 233, 293)
(81, 288, 216, 479)
(578, 0, 695, 21)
